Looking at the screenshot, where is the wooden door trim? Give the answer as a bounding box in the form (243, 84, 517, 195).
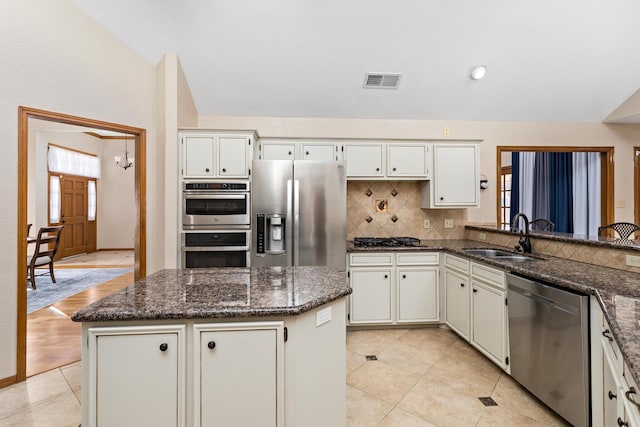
(495, 146, 615, 228)
(16, 106, 147, 383)
(635, 147, 640, 225)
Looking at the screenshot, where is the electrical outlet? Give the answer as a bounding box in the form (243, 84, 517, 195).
(316, 306, 332, 327)
(423, 219, 430, 229)
(626, 255, 640, 268)
(444, 219, 454, 229)
(617, 199, 626, 208)
(479, 232, 487, 240)
(443, 127, 450, 137)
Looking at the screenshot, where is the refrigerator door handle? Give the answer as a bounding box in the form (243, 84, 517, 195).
(293, 179, 300, 266)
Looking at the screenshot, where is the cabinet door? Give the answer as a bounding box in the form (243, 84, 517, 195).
(94, 330, 182, 427)
(301, 143, 336, 161)
(433, 144, 478, 206)
(184, 136, 215, 177)
(344, 144, 384, 177)
(349, 268, 392, 324)
(199, 328, 278, 427)
(471, 281, 506, 367)
(397, 267, 438, 322)
(444, 268, 470, 339)
(262, 143, 296, 160)
(603, 352, 622, 427)
(387, 144, 428, 177)
(218, 136, 249, 177)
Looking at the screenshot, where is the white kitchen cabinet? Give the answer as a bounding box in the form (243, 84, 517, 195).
(182, 131, 254, 178)
(87, 325, 186, 427)
(349, 268, 393, 324)
(194, 322, 283, 427)
(420, 143, 479, 208)
(257, 140, 342, 161)
(387, 144, 430, 178)
(444, 265, 470, 339)
(348, 251, 439, 325)
(471, 280, 506, 367)
(591, 298, 640, 427)
(344, 144, 385, 177)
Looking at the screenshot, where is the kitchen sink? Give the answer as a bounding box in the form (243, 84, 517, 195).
(464, 248, 539, 262)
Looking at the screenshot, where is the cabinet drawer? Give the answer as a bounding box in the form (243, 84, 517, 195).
(396, 252, 438, 265)
(349, 252, 393, 266)
(470, 262, 505, 289)
(444, 254, 469, 274)
(602, 319, 623, 372)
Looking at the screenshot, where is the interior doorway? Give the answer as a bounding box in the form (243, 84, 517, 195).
(17, 106, 147, 383)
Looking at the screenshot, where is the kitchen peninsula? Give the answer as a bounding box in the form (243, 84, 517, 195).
(71, 266, 351, 427)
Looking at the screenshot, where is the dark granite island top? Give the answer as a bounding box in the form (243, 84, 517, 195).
(71, 266, 351, 322)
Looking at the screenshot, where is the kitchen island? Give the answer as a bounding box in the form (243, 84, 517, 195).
(71, 266, 351, 427)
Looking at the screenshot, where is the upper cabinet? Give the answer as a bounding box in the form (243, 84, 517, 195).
(420, 143, 479, 208)
(345, 142, 431, 180)
(181, 131, 255, 178)
(257, 139, 342, 161)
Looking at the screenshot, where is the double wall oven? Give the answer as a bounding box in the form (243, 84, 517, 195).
(181, 181, 251, 268)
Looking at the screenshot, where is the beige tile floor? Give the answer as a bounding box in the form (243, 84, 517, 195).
(1, 327, 569, 426)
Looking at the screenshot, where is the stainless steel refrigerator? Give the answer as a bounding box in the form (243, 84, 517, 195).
(251, 160, 346, 270)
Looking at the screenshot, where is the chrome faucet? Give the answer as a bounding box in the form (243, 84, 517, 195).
(511, 212, 532, 254)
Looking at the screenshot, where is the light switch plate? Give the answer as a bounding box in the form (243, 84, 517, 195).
(423, 219, 430, 229)
(316, 306, 332, 327)
(626, 255, 640, 268)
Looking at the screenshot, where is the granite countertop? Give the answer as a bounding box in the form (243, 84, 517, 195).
(71, 266, 351, 322)
(349, 239, 640, 386)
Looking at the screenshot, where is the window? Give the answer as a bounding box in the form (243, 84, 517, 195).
(500, 166, 512, 230)
(49, 176, 61, 223)
(88, 180, 97, 221)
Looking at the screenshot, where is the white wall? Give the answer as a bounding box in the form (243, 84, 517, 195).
(198, 116, 640, 224)
(0, 0, 158, 380)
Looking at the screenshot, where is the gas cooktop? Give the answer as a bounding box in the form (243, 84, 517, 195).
(353, 237, 421, 247)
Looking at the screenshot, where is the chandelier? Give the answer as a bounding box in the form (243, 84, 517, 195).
(114, 138, 134, 170)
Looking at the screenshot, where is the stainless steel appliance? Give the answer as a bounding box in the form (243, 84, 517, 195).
(251, 160, 346, 270)
(507, 273, 590, 427)
(181, 230, 250, 268)
(182, 181, 250, 229)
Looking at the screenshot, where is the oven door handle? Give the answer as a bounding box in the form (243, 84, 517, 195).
(183, 194, 248, 199)
(181, 246, 250, 251)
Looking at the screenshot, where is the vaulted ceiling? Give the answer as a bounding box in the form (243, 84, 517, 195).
(71, 0, 640, 123)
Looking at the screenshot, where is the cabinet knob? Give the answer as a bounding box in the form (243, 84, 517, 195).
(288, 151, 292, 155)
(305, 151, 310, 155)
(402, 274, 406, 279)
(222, 168, 227, 173)
(625, 387, 640, 409)
(473, 288, 478, 293)
(460, 283, 465, 287)
(375, 168, 380, 172)
(608, 390, 617, 400)
(602, 329, 614, 342)
(159, 343, 168, 352)
(207, 340, 216, 350)
(392, 167, 397, 171)
(384, 274, 388, 279)
(617, 418, 628, 427)
(440, 196, 444, 201)
(205, 168, 210, 173)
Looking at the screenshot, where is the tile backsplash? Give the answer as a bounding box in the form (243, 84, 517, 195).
(346, 181, 466, 240)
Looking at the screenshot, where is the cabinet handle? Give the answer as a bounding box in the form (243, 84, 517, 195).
(473, 288, 478, 293)
(288, 151, 292, 155)
(205, 168, 210, 173)
(222, 168, 227, 173)
(625, 387, 640, 409)
(617, 418, 628, 427)
(207, 340, 216, 350)
(159, 343, 168, 352)
(384, 274, 388, 279)
(375, 168, 380, 172)
(392, 167, 397, 171)
(609, 390, 617, 400)
(402, 274, 406, 279)
(460, 283, 465, 287)
(602, 329, 614, 342)
(305, 151, 310, 155)
(440, 196, 444, 201)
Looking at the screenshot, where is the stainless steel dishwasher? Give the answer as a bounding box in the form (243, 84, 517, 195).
(507, 273, 590, 427)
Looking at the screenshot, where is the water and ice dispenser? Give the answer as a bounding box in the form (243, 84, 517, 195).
(256, 213, 286, 255)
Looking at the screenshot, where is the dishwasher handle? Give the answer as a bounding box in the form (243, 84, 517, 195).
(508, 283, 579, 316)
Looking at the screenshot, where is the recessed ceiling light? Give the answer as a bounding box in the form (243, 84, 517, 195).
(470, 66, 487, 80)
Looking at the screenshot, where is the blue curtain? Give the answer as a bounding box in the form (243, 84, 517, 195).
(510, 152, 519, 228)
(548, 153, 573, 233)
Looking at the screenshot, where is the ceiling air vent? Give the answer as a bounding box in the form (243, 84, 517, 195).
(364, 73, 401, 89)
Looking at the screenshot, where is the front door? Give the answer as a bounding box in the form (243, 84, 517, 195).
(59, 175, 88, 258)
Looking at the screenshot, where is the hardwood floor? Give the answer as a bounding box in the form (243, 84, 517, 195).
(26, 251, 134, 377)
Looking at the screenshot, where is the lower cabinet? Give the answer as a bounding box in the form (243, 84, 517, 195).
(591, 297, 640, 427)
(442, 254, 508, 371)
(348, 252, 439, 325)
(88, 325, 186, 427)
